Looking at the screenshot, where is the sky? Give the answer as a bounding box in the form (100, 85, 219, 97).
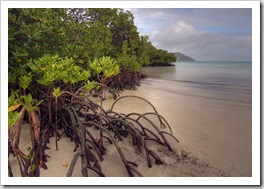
(127, 8, 252, 61)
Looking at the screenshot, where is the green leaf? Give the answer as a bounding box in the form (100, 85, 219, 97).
(30, 164, 36, 172)
(27, 146, 32, 152)
(104, 70, 112, 78)
(52, 87, 61, 98)
(85, 80, 98, 92)
(30, 153, 35, 163)
(8, 90, 20, 109)
(19, 93, 40, 112)
(96, 66, 103, 74)
(8, 111, 22, 129)
(36, 100, 44, 106)
(113, 65, 120, 75)
(90, 56, 120, 78)
(19, 73, 32, 90)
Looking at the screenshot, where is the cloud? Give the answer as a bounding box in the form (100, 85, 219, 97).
(129, 8, 252, 61)
(150, 23, 252, 61)
(173, 21, 196, 34)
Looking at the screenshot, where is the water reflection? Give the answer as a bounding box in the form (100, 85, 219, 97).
(142, 65, 177, 80)
(141, 61, 252, 106)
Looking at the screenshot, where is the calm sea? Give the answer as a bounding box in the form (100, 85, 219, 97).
(140, 61, 252, 176)
(142, 61, 252, 106)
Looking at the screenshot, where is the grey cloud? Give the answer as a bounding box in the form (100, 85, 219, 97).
(130, 8, 252, 61)
(132, 8, 251, 32)
(150, 21, 251, 61)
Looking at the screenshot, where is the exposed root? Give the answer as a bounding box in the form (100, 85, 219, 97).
(8, 86, 179, 177)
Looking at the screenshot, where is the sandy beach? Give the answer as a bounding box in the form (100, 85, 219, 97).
(5, 5, 257, 184)
(9, 79, 251, 177)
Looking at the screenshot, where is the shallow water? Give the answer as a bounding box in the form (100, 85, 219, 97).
(134, 61, 252, 176)
(142, 61, 251, 105)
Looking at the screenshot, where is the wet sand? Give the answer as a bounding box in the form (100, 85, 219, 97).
(125, 83, 252, 177)
(9, 82, 251, 177)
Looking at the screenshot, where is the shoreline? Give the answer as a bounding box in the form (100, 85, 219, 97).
(144, 62, 175, 67)
(9, 81, 251, 177)
(135, 81, 251, 177)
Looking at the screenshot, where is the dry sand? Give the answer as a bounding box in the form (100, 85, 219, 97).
(9, 83, 251, 177)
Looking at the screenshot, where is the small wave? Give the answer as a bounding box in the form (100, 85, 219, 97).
(141, 79, 252, 106)
(172, 79, 250, 87)
(161, 88, 251, 104)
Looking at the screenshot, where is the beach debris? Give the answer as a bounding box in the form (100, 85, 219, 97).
(62, 163, 69, 168)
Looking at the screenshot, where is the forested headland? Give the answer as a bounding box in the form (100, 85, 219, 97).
(8, 8, 179, 177)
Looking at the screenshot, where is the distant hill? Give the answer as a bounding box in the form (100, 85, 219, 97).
(173, 52, 195, 61)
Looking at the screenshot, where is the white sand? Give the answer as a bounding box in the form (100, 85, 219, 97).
(9, 83, 251, 177)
